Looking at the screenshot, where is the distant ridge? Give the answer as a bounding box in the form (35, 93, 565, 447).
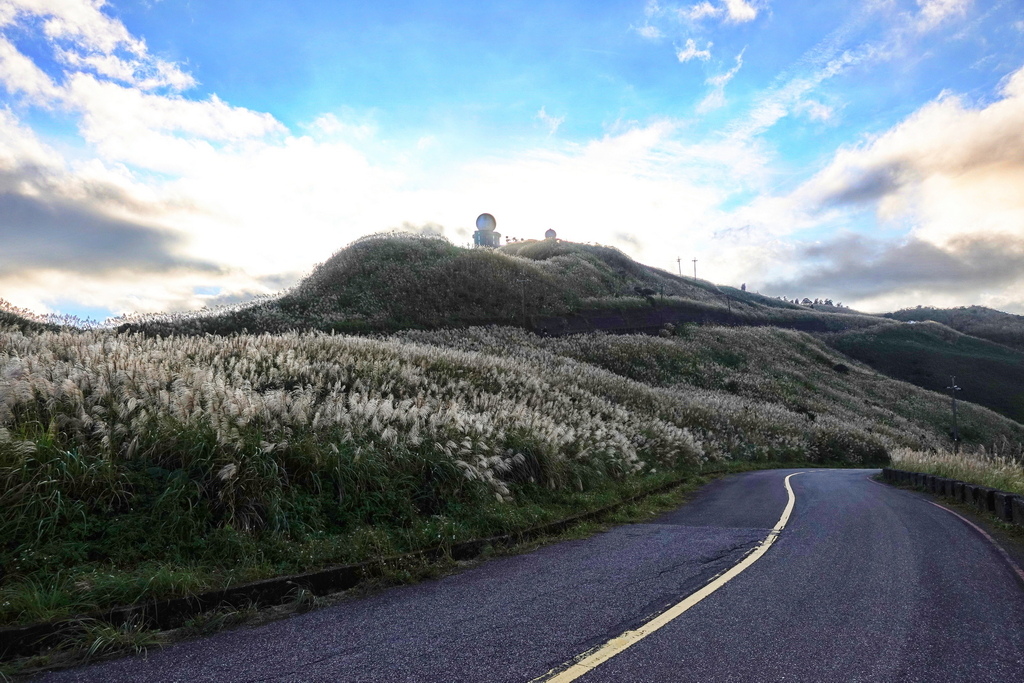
(885, 306, 1024, 352)
(0, 306, 58, 333)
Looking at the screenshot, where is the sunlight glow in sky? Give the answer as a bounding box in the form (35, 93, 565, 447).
(2, 0, 1024, 320)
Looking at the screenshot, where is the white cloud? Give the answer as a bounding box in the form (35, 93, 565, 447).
(55, 46, 195, 91)
(682, 2, 723, 21)
(916, 0, 971, 32)
(67, 73, 281, 141)
(0, 107, 64, 171)
(706, 50, 745, 88)
(0, 36, 62, 103)
(58, 74, 286, 177)
(749, 64, 1024, 310)
(723, 0, 758, 23)
(655, 0, 761, 26)
(21, 0, 139, 53)
(440, 122, 735, 252)
(733, 47, 865, 139)
(796, 99, 834, 121)
(698, 49, 745, 112)
(803, 66, 1024, 239)
(536, 107, 565, 136)
(635, 24, 665, 40)
(676, 38, 712, 62)
(308, 112, 376, 141)
(3, 0, 194, 93)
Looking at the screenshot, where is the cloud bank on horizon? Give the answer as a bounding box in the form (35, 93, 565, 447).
(1, 0, 1024, 319)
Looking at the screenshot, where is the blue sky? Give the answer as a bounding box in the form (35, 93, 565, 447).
(2, 0, 1024, 320)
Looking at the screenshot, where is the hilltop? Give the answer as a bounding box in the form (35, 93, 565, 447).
(118, 233, 887, 337)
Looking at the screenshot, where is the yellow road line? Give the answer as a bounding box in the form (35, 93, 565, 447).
(532, 471, 805, 683)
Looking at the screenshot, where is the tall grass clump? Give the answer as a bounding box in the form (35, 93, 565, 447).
(891, 444, 1024, 496)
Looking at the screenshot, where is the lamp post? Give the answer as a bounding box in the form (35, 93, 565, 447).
(946, 377, 961, 455)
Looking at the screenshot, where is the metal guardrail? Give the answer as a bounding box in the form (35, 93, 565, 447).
(880, 468, 1024, 525)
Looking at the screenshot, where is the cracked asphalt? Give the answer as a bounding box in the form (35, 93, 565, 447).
(37, 469, 1024, 682)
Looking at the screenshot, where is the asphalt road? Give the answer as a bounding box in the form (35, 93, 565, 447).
(38, 469, 1024, 682)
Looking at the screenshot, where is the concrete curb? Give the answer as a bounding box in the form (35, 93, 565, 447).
(0, 467, 734, 661)
(881, 468, 1023, 526)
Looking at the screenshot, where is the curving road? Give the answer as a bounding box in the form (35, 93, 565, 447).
(39, 469, 1024, 682)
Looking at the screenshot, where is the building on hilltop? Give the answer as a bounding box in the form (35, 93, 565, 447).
(473, 213, 501, 248)
(545, 228, 557, 240)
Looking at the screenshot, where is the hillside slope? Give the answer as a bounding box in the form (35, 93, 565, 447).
(826, 322, 1024, 425)
(884, 306, 1024, 352)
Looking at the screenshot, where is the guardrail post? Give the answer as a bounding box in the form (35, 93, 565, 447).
(963, 484, 978, 507)
(952, 481, 965, 503)
(993, 492, 1014, 522)
(1012, 497, 1024, 528)
(975, 487, 996, 514)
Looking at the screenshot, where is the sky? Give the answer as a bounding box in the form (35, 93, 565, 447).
(2, 0, 1024, 321)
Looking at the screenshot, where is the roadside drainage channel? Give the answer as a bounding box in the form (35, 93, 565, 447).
(881, 468, 1024, 527)
(0, 468, 731, 662)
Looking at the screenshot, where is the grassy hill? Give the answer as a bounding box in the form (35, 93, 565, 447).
(884, 306, 1024, 352)
(825, 321, 1024, 425)
(119, 233, 887, 336)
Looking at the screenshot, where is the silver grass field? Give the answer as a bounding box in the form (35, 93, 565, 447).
(2, 322, 1023, 628)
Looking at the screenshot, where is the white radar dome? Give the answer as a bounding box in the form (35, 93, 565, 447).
(476, 213, 497, 232)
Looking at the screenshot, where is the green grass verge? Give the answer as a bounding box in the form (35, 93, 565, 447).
(0, 461, 783, 629)
(0, 460, 863, 678)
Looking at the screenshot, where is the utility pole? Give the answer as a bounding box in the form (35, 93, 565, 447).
(677, 257, 681, 276)
(692, 258, 698, 280)
(946, 377, 961, 455)
(515, 277, 528, 326)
